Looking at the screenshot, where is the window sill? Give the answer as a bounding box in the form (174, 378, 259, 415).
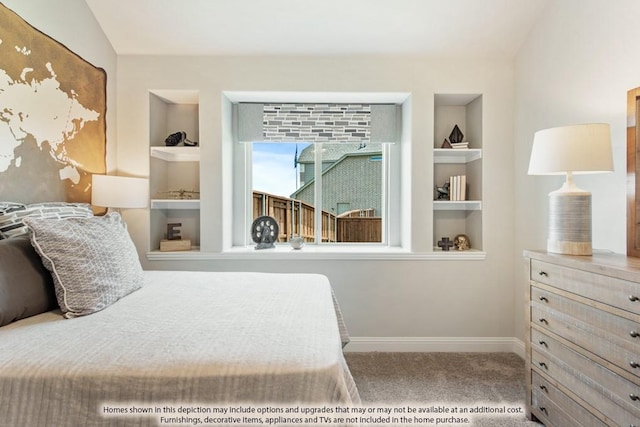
(146, 246, 486, 261)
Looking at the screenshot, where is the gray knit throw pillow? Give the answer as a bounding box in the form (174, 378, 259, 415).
(24, 213, 143, 318)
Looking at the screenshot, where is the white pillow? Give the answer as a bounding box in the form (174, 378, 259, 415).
(24, 213, 143, 318)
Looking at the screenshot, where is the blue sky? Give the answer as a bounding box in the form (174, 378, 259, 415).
(252, 142, 311, 197)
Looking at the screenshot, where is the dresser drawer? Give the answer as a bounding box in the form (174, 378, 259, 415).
(531, 371, 607, 427)
(530, 259, 640, 315)
(531, 328, 640, 424)
(532, 286, 640, 354)
(531, 299, 640, 380)
(532, 349, 640, 426)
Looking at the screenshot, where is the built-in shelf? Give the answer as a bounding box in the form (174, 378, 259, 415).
(147, 246, 201, 258)
(433, 93, 483, 252)
(433, 148, 482, 163)
(150, 146, 200, 162)
(150, 199, 200, 210)
(146, 246, 487, 261)
(433, 200, 482, 211)
(148, 90, 201, 254)
(432, 247, 485, 254)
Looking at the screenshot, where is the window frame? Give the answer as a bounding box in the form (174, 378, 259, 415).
(232, 140, 398, 248)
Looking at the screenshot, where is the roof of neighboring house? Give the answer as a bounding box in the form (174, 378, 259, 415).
(297, 143, 382, 163)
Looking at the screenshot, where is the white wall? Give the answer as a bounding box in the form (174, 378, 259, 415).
(117, 55, 518, 346)
(4, 0, 524, 348)
(2, 0, 118, 171)
(514, 0, 640, 340)
(8, 0, 639, 350)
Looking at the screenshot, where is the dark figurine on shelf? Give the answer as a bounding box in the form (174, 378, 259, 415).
(166, 223, 182, 240)
(441, 138, 452, 149)
(165, 131, 198, 147)
(449, 125, 464, 144)
(435, 182, 450, 200)
(437, 237, 454, 251)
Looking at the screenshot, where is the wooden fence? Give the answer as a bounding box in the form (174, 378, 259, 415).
(336, 217, 382, 242)
(253, 191, 380, 243)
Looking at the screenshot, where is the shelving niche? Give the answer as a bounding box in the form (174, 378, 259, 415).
(433, 93, 483, 252)
(149, 90, 201, 253)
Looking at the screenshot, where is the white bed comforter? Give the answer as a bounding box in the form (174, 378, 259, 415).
(0, 271, 359, 426)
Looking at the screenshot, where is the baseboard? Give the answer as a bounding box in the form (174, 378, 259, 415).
(345, 336, 525, 358)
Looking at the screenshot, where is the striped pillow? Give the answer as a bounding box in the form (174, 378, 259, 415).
(0, 202, 93, 239)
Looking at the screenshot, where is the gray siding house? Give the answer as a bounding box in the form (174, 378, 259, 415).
(291, 143, 382, 215)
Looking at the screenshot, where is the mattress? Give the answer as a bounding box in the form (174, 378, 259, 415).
(0, 271, 359, 426)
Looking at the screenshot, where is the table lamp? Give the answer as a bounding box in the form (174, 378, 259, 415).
(528, 123, 613, 255)
(91, 175, 149, 210)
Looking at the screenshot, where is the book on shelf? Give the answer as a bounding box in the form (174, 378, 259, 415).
(449, 175, 467, 201)
(450, 141, 469, 149)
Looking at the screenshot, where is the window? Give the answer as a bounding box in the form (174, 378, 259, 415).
(230, 97, 405, 250)
(251, 142, 387, 244)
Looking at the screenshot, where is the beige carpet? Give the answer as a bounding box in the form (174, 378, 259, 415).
(344, 352, 540, 426)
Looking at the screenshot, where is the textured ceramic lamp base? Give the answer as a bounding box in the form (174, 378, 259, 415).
(547, 192, 592, 256)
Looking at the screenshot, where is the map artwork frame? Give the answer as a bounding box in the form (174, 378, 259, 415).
(0, 3, 107, 210)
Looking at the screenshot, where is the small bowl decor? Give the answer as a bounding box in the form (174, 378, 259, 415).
(289, 235, 304, 250)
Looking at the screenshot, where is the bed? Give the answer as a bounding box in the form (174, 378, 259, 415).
(0, 205, 360, 426)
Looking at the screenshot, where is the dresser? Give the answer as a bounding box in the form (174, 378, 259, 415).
(524, 250, 640, 427)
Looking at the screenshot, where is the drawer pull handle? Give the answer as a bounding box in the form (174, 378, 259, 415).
(630, 331, 640, 338)
(539, 296, 549, 302)
(631, 394, 640, 401)
(538, 407, 548, 415)
(539, 385, 548, 393)
(630, 295, 639, 302)
(538, 271, 548, 277)
(538, 340, 548, 347)
(538, 362, 548, 369)
(539, 318, 548, 325)
(630, 361, 640, 369)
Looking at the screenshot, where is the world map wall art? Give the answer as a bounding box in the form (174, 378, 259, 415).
(0, 2, 106, 206)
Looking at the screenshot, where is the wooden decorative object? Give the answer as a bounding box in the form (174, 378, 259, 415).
(627, 87, 640, 257)
(160, 223, 191, 251)
(160, 239, 191, 252)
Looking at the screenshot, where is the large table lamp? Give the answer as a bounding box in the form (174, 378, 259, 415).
(528, 123, 613, 255)
(92, 175, 149, 210)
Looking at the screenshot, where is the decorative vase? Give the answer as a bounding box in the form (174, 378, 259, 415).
(289, 235, 304, 250)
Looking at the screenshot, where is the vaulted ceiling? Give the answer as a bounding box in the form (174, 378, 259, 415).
(85, 0, 550, 58)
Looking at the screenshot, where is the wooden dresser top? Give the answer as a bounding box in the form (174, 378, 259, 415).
(524, 250, 640, 283)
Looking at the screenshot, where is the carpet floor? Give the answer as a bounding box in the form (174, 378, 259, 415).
(344, 352, 540, 426)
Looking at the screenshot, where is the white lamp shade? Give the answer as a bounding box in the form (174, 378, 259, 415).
(92, 175, 149, 208)
(528, 123, 613, 175)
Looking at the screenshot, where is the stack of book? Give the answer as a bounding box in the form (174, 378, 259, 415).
(449, 175, 467, 201)
(450, 141, 469, 149)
